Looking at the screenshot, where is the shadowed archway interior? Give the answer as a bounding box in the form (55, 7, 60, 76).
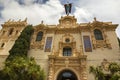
(57, 70, 78, 80)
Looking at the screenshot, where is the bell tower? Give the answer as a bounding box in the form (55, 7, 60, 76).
(0, 18, 27, 68)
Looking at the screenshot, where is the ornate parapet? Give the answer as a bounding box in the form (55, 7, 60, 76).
(0, 18, 27, 40)
(1, 18, 27, 28)
(58, 16, 78, 28)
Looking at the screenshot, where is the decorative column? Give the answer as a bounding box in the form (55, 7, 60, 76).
(48, 59, 53, 80)
(90, 29, 96, 49)
(48, 55, 55, 80)
(80, 56, 87, 80)
(103, 28, 112, 49)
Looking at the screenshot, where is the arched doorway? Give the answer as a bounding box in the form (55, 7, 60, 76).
(57, 70, 78, 80)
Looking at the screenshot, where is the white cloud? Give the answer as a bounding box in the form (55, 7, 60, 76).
(74, 7, 93, 22)
(0, 0, 120, 38)
(1, 0, 64, 25)
(116, 27, 120, 38)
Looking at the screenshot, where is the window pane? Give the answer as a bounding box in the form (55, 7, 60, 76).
(83, 36, 92, 52)
(45, 37, 52, 52)
(63, 47, 72, 56)
(68, 50, 71, 56)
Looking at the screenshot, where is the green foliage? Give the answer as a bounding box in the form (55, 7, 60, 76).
(89, 66, 105, 80)
(110, 74, 120, 80)
(118, 38, 120, 47)
(7, 25, 34, 60)
(0, 56, 45, 80)
(109, 62, 120, 75)
(89, 62, 120, 80)
(109, 62, 120, 80)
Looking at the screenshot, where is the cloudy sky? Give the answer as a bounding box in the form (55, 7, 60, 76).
(0, 0, 120, 38)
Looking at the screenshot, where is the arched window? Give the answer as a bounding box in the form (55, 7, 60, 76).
(1, 43, 5, 48)
(63, 47, 72, 56)
(94, 29, 103, 40)
(8, 28, 14, 36)
(36, 31, 43, 41)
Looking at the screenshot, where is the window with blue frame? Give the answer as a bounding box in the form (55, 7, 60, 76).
(83, 36, 92, 52)
(45, 37, 52, 52)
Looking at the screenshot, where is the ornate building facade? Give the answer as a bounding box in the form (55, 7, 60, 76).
(0, 16, 119, 80)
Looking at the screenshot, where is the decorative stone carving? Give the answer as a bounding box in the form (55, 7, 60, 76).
(48, 67, 53, 80)
(78, 18, 118, 49)
(30, 41, 44, 50)
(65, 58, 69, 67)
(58, 16, 78, 28)
(30, 24, 47, 49)
(57, 33, 80, 57)
(89, 19, 113, 49)
(48, 55, 87, 80)
(101, 59, 110, 71)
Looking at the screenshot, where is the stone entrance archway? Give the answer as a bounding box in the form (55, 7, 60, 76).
(48, 54, 87, 80)
(57, 70, 78, 80)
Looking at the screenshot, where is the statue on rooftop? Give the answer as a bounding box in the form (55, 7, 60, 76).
(64, 2, 72, 16)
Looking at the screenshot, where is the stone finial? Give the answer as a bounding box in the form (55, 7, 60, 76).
(8, 19, 11, 22)
(24, 17, 27, 22)
(18, 19, 21, 22)
(12, 19, 14, 22)
(41, 20, 44, 24)
(94, 17, 97, 21)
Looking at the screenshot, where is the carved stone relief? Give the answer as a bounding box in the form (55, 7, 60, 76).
(101, 59, 110, 71)
(48, 55, 87, 80)
(89, 21, 112, 49)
